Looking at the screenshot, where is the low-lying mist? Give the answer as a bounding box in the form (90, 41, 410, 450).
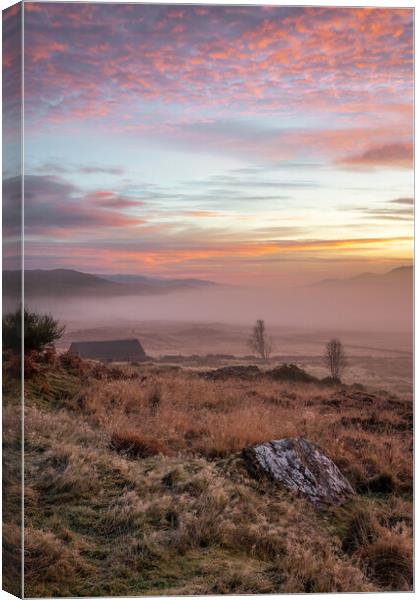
(25, 280, 412, 334)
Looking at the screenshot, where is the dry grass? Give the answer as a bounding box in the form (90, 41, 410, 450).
(77, 368, 413, 494)
(2, 397, 23, 598)
(110, 430, 165, 458)
(80, 374, 333, 455)
(361, 534, 413, 590)
(2, 357, 412, 595)
(24, 526, 95, 597)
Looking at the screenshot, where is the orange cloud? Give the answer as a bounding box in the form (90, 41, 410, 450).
(51, 236, 412, 270)
(183, 211, 224, 218)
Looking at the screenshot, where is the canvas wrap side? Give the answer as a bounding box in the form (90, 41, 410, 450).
(2, 2, 23, 598)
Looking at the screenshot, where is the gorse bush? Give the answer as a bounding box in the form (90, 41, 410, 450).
(3, 307, 65, 353)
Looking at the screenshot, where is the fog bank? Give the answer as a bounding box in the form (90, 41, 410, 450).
(25, 279, 412, 334)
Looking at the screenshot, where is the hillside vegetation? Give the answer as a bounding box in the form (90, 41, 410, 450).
(3, 352, 413, 596)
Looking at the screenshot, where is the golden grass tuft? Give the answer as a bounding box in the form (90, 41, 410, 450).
(341, 506, 378, 553)
(24, 527, 94, 597)
(361, 534, 413, 590)
(110, 430, 165, 458)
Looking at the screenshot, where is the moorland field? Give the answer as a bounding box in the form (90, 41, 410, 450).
(2, 324, 413, 595)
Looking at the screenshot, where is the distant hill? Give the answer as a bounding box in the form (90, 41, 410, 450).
(97, 273, 215, 288)
(304, 265, 412, 332)
(309, 266, 413, 290)
(2, 269, 216, 299)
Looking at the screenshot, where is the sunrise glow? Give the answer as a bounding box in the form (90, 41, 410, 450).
(3, 3, 414, 284)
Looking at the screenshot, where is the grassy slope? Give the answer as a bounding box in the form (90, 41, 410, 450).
(3, 355, 413, 596)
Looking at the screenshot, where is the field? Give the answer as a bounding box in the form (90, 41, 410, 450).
(59, 321, 413, 399)
(3, 343, 413, 596)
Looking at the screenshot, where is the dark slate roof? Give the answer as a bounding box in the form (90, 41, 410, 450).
(68, 338, 146, 361)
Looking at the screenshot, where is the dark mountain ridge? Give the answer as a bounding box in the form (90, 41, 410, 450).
(97, 273, 215, 287)
(3, 268, 216, 298)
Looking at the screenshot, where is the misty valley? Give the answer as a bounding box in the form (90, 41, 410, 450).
(3, 264, 413, 595)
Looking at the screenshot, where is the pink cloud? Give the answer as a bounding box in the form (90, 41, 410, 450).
(86, 190, 145, 209)
(22, 5, 413, 135)
(32, 41, 68, 63)
(340, 142, 413, 169)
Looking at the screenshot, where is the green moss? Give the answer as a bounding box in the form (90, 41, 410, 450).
(25, 368, 83, 409)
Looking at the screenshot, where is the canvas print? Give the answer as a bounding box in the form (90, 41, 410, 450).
(2, 1, 414, 596)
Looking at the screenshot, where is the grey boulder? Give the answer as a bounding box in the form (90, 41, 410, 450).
(243, 437, 355, 506)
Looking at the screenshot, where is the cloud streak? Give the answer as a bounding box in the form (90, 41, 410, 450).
(3, 175, 146, 237)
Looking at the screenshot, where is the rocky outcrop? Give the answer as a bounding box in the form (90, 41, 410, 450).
(266, 364, 318, 383)
(201, 365, 262, 381)
(243, 437, 355, 506)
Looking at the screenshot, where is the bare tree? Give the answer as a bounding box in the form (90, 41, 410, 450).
(324, 338, 346, 381)
(248, 319, 272, 360)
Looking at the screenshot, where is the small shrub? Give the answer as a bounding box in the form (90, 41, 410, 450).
(3, 308, 65, 354)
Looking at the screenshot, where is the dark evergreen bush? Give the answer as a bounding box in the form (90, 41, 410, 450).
(3, 307, 65, 353)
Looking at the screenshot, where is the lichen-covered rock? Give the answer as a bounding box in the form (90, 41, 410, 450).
(243, 437, 355, 506)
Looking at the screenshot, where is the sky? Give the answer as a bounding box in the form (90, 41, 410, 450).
(3, 2, 414, 285)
